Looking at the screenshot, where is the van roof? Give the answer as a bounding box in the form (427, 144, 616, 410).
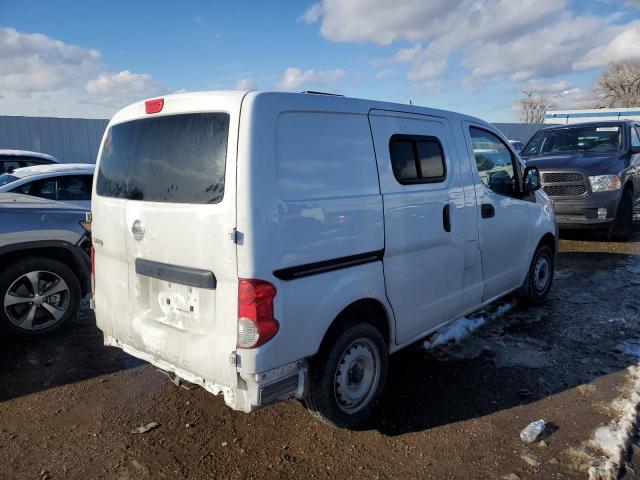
(108, 90, 494, 133)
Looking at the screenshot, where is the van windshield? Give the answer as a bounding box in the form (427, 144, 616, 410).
(522, 125, 622, 156)
(96, 113, 229, 204)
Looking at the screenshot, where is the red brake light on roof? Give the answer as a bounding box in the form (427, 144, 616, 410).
(145, 98, 164, 114)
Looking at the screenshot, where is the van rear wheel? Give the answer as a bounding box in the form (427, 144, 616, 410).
(305, 322, 387, 429)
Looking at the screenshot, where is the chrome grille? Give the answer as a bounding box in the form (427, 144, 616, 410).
(542, 172, 583, 183)
(540, 170, 588, 197)
(543, 184, 588, 197)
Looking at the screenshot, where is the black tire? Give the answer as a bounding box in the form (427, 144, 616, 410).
(607, 188, 634, 242)
(522, 244, 554, 305)
(0, 257, 81, 338)
(305, 322, 388, 429)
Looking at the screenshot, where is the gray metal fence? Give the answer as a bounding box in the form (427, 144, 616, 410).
(0, 116, 547, 165)
(0, 116, 108, 164)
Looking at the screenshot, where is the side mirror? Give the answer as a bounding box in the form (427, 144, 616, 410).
(522, 166, 541, 194)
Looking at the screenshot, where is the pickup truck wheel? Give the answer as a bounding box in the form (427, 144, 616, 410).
(0, 257, 81, 338)
(606, 188, 633, 242)
(523, 244, 554, 305)
(305, 322, 387, 429)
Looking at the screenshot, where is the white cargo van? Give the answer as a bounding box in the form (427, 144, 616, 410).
(91, 91, 556, 428)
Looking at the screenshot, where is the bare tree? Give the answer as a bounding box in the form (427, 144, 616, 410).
(593, 60, 640, 108)
(515, 88, 556, 124)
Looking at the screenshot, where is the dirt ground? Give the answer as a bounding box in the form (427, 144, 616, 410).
(1, 222, 639, 480)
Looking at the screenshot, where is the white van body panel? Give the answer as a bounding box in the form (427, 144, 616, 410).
(92, 90, 557, 413)
(235, 93, 390, 373)
(369, 110, 469, 344)
(460, 121, 556, 301)
(94, 92, 244, 401)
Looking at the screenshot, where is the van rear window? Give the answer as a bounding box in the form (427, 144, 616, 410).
(96, 113, 229, 204)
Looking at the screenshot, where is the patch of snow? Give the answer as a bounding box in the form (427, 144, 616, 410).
(617, 340, 640, 358)
(554, 270, 572, 280)
(423, 301, 514, 349)
(424, 316, 486, 349)
(587, 364, 640, 480)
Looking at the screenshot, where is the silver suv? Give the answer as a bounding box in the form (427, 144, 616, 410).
(0, 193, 90, 337)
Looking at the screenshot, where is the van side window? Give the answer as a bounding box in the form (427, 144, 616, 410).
(469, 127, 518, 197)
(389, 135, 446, 184)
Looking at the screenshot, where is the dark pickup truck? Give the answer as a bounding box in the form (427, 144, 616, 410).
(521, 120, 640, 240)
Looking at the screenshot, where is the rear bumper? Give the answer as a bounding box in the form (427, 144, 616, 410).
(103, 335, 306, 412)
(552, 190, 620, 228)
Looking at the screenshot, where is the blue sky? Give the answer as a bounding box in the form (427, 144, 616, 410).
(1, 0, 639, 121)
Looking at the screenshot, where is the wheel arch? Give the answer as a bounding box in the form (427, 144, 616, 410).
(0, 241, 90, 295)
(623, 179, 633, 193)
(537, 231, 557, 257)
(318, 297, 393, 354)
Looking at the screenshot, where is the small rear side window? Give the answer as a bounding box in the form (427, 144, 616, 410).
(96, 113, 229, 204)
(389, 135, 446, 184)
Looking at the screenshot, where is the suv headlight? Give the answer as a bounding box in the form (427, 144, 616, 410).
(589, 174, 621, 192)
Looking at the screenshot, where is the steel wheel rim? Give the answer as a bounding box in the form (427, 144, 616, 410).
(334, 338, 381, 414)
(533, 255, 550, 293)
(4, 270, 70, 331)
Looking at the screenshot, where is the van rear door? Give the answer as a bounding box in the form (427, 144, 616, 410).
(93, 93, 241, 388)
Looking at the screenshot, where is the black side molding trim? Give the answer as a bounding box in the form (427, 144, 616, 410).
(274, 250, 384, 281)
(135, 259, 216, 289)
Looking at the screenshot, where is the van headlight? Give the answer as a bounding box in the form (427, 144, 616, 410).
(589, 175, 621, 192)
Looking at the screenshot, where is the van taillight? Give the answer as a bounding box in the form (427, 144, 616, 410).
(237, 279, 278, 349)
(145, 98, 164, 114)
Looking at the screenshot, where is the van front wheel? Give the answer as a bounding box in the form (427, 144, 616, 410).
(523, 244, 554, 305)
(305, 322, 387, 429)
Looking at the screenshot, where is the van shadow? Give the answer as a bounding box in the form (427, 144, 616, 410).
(0, 300, 143, 403)
(362, 250, 640, 436)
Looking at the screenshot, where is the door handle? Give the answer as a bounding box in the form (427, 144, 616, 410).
(481, 203, 495, 219)
(443, 204, 451, 232)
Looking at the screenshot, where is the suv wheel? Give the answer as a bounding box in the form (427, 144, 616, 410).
(0, 257, 81, 338)
(522, 244, 554, 305)
(305, 322, 387, 429)
(607, 187, 634, 241)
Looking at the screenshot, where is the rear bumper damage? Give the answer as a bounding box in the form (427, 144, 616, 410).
(103, 335, 307, 412)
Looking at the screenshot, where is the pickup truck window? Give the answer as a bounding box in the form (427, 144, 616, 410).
(522, 125, 622, 156)
(631, 126, 640, 148)
(389, 135, 446, 184)
(469, 127, 518, 197)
